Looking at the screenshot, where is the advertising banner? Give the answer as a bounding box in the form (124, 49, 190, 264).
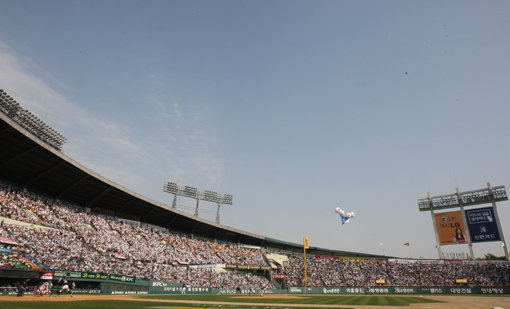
(465, 207, 501, 243)
(149, 282, 209, 294)
(40, 272, 53, 280)
(53, 270, 83, 278)
(0, 236, 17, 245)
(109, 274, 136, 283)
(225, 264, 271, 270)
(336, 257, 366, 262)
(81, 272, 108, 280)
(435, 211, 467, 245)
(54, 270, 108, 280)
(284, 286, 510, 295)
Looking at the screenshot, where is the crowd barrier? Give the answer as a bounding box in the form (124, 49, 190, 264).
(2, 286, 509, 296)
(2, 270, 509, 296)
(287, 286, 510, 295)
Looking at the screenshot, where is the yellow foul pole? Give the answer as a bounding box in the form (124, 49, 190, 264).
(303, 237, 309, 287)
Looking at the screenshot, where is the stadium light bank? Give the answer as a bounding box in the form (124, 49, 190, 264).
(0, 89, 67, 151)
(164, 181, 233, 224)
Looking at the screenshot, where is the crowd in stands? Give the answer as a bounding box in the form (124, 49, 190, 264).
(1, 180, 510, 289)
(0, 181, 274, 290)
(269, 250, 510, 287)
(0, 241, 43, 271)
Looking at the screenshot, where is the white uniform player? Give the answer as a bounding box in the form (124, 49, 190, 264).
(37, 282, 50, 296)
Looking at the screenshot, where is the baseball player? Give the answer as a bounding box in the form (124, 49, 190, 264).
(37, 281, 50, 296)
(57, 276, 70, 296)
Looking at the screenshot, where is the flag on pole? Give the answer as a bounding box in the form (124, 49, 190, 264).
(404, 242, 410, 246)
(303, 237, 309, 249)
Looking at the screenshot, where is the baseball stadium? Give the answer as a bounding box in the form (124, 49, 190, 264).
(0, 86, 510, 308)
(0, 89, 509, 309)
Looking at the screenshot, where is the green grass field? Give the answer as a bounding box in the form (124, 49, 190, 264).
(143, 293, 441, 306)
(0, 294, 442, 309)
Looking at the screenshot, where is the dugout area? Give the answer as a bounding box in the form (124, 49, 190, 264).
(0, 269, 103, 296)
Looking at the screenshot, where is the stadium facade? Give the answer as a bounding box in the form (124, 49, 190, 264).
(0, 90, 381, 256)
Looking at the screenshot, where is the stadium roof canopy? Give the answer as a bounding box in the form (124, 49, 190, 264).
(0, 111, 384, 258)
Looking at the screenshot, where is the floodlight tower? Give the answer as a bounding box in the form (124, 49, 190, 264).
(0, 89, 67, 151)
(164, 182, 233, 224)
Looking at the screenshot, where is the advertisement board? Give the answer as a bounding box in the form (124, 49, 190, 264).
(40, 272, 53, 280)
(0, 236, 17, 245)
(225, 264, 271, 270)
(109, 274, 136, 283)
(465, 207, 501, 243)
(435, 211, 467, 245)
(286, 286, 510, 295)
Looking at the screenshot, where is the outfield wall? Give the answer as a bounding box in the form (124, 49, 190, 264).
(1, 286, 509, 296)
(2, 269, 509, 295)
(2, 286, 509, 296)
(287, 286, 510, 295)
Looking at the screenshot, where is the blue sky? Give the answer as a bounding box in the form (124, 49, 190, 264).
(1, 0, 510, 259)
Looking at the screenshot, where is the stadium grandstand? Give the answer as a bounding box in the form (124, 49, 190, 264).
(1, 89, 509, 296)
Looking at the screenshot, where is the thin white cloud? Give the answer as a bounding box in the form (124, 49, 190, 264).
(0, 40, 224, 200)
(140, 74, 224, 188)
(0, 41, 150, 187)
(0, 43, 64, 115)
